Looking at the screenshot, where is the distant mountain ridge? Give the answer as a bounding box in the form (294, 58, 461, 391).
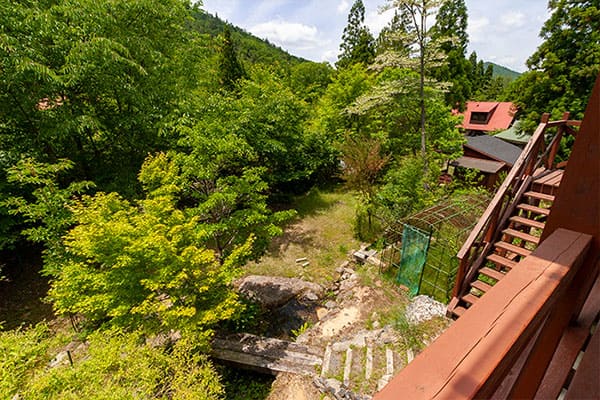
(189, 7, 305, 67)
(484, 62, 521, 80)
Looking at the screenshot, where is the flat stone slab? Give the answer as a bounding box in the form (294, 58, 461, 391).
(235, 275, 324, 308)
(211, 333, 323, 376)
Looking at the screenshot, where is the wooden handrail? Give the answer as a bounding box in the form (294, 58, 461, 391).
(452, 114, 580, 299)
(376, 229, 592, 400)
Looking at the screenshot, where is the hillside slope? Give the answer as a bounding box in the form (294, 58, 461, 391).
(189, 7, 305, 67)
(484, 62, 521, 80)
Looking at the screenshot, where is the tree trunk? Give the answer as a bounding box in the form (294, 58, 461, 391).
(419, 6, 428, 179)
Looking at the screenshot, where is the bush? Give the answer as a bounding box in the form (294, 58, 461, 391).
(1, 327, 224, 400)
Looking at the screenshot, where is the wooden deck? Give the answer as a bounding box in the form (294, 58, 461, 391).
(374, 229, 593, 399)
(532, 169, 564, 196)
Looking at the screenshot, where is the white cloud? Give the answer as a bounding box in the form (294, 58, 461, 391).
(321, 49, 338, 63)
(468, 16, 490, 44)
(500, 11, 526, 29)
(250, 20, 320, 50)
(337, 0, 350, 14)
(365, 8, 395, 37)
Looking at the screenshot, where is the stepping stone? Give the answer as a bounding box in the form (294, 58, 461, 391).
(321, 345, 332, 377)
(365, 346, 373, 380)
(343, 348, 353, 386)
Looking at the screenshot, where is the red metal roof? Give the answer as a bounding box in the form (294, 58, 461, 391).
(458, 101, 517, 133)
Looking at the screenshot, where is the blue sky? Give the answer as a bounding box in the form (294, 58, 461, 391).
(201, 0, 550, 72)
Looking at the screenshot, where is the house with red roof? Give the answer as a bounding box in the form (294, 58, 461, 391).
(456, 101, 517, 135)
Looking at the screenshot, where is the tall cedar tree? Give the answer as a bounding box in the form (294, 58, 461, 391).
(337, 0, 376, 69)
(507, 0, 599, 130)
(218, 26, 245, 91)
(432, 0, 471, 110)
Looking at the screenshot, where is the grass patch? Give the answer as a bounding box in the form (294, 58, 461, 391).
(245, 186, 361, 285)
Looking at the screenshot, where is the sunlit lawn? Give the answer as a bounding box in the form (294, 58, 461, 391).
(244, 186, 362, 285)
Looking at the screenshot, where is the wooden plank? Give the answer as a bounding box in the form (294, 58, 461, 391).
(516, 203, 550, 216)
(503, 228, 540, 245)
(486, 254, 517, 269)
(536, 272, 600, 398)
(373, 229, 591, 400)
(565, 322, 600, 399)
(495, 241, 532, 257)
(471, 280, 493, 293)
(453, 306, 467, 317)
(524, 191, 555, 202)
(510, 215, 545, 230)
(211, 348, 319, 375)
(462, 293, 480, 306)
(534, 169, 563, 185)
(480, 266, 507, 281)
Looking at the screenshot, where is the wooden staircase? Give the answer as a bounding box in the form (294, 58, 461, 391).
(451, 186, 557, 317)
(447, 113, 580, 319)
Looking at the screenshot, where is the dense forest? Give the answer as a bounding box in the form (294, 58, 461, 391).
(0, 0, 598, 398)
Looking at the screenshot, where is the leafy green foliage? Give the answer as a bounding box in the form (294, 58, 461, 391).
(175, 69, 336, 192)
(0, 0, 198, 194)
(289, 62, 334, 103)
(48, 154, 247, 333)
(1, 327, 223, 399)
(3, 158, 94, 275)
(507, 1, 599, 131)
(0, 324, 66, 397)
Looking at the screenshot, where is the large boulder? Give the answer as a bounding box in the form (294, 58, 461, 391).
(235, 275, 324, 309)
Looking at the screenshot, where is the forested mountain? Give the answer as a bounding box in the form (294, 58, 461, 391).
(483, 62, 520, 80)
(188, 7, 305, 67)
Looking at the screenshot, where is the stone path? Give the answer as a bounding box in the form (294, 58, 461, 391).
(315, 328, 410, 399)
(212, 328, 411, 398)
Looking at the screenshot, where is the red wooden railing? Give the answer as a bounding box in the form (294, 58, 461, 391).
(450, 113, 580, 301)
(374, 228, 595, 399)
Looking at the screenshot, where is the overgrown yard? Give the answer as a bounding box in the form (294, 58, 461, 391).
(244, 187, 362, 285)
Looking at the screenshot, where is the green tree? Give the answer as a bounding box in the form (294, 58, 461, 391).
(337, 0, 376, 69)
(357, 0, 447, 176)
(507, 0, 599, 131)
(48, 153, 248, 333)
(0, 0, 198, 193)
(431, 0, 471, 109)
(217, 26, 246, 91)
(3, 158, 94, 276)
(289, 61, 333, 103)
(311, 64, 374, 140)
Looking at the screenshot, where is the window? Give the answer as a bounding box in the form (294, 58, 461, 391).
(470, 112, 489, 124)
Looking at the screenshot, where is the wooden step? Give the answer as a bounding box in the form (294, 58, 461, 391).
(524, 191, 555, 202)
(486, 254, 517, 269)
(453, 306, 467, 317)
(517, 203, 551, 216)
(495, 241, 532, 257)
(503, 228, 540, 245)
(462, 293, 480, 306)
(480, 267, 506, 281)
(510, 215, 546, 230)
(471, 280, 493, 293)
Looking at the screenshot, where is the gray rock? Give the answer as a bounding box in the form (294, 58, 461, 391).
(302, 291, 319, 302)
(324, 300, 337, 309)
(405, 295, 447, 325)
(234, 275, 324, 308)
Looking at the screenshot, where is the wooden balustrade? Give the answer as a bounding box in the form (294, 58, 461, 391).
(374, 228, 593, 400)
(452, 114, 580, 300)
